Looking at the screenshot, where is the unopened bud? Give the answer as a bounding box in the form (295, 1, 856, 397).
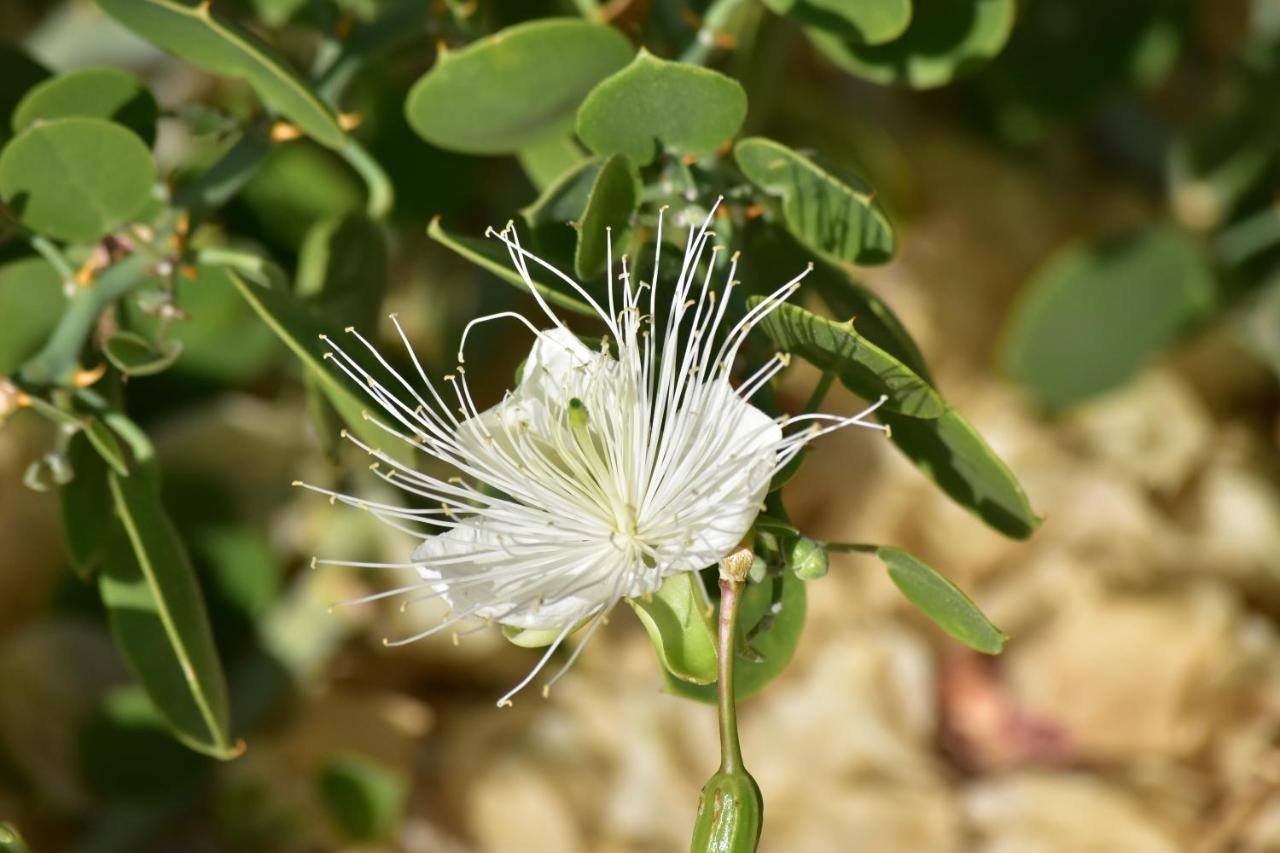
(690, 768, 762, 852)
(788, 536, 828, 581)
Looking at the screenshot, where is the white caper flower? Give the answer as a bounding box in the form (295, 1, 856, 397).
(303, 204, 886, 705)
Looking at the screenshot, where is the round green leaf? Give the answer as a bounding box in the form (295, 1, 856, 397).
(13, 67, 158, 146)
(763, 0, 912, 45)
(750, 297, 943, 418)
(878, 546, 1006, 654)
(735, 137, 895, 266)
(576, 50, 747, 166)
(999, 226, 1214, 410)
(97, 0, 346, 149)
(405, 19, 633, 155)
(809, 0, 1016, 89)
(0, 117, 156, 243)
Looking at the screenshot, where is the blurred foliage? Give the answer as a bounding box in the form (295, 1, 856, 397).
(0, 0, 1276, 849)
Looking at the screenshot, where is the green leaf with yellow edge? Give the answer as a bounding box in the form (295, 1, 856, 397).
(665, 572, 806, 703)
(629, 572, 718, 685)
(0, 117, 155, 243)
(749, 297, 943, 418)
(577, 50, 747, 166)
(427, 217, 596, 317)
(13, 67, 158, 146)
(878, 546, 1006, 653)
(97, 0, 346, 148)
(809, 0, 1015, 89)
(101, 470, 238, 759)
(406, 19, 632, 155)
(735, 137, 895, 266)
(763, 0, 912, 46)
(999, 226, 1214, 410)
(226, 269, 415, 466)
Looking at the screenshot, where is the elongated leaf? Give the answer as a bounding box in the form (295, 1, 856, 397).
(577, 51, 747, 166)
(58, 431, 113, 579)
(629, 572, 718, 685)
(1000, 226, 1215, 410)
(574, 153, 640, 279)
(0, 117, 155, 243)
(811, 263, 932, 383)
(735, 137, 895, 266)
(101, 470, 237, 758)
(666, 572, 806, 703)
(12, 67, 158, 145)
(226, 269, 414, 466)
(427, 217, 596, 317)
(810, 0, 1015, 89)
(878, 546, 1006, 653)
(750, 297, 943, 418)
(405, 20, 632, 154)
(880, 405, 1039, 539)
(98, 0, 346, 148)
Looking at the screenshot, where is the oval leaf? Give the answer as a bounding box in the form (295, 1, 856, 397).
(97, 0, 345, 148)
(0, 117, 156, 243)
(577, 50, 747, 166)
(735, 137, 895, 266)
(763, 0, 912, 46)
(101, 470, 237, 758)
(879, 404, 1040, 539)
(12, 67, 158, 146)
(878, 546, 1006, 654)
(750, 297, 944, 418)
(809, 0, 1015, 89)
(405, 19, 633, 154)
(1000, 226, 1215, 410)
(628, 572, 718, 685)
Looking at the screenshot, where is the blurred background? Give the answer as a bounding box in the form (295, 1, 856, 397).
(2, 0, 1280, 850)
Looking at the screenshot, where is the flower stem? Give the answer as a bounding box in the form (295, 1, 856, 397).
(716, 575, 745, 774)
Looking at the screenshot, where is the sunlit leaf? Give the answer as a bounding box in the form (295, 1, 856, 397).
(101, 470, 237, 759)
(577, 50, 747, 165)
(629, 572, 718, 685)
(98, 0, 346, 148)
(878, 546, 1006, 653)
(735, 137, 895, 266)
(12, 67, 158, 146)
(1000, 225, 1215, 409)
(0, 117, 155, 243)
(405, 19, 632, 154)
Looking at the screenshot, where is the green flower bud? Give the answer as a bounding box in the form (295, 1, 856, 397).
(689, 768, 763, 853)
(787, 536, 828, 580)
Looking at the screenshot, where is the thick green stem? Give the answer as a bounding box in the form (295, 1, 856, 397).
(716, 576, 746, 774)
(29, 235, 76, 283)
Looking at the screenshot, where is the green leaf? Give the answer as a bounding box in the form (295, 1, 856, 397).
(880, 405, 1040, 539)
(666, 572, 806, 703)
(877, 546, 1006, 654)
(12, 67, 158, 146)
(999, 226, 1215, 410)
(628, 572, 718, 685)
(296, 213, 389, 333)
(226, 269, 414, 466)
(84, 417, 131, 477)
(750, 297, 944, 418)
(236, 140, 365, 251)
(763, 0, 912, 46)
(317, 753, 406, 842)
(101, 470, 237, 759)
(809, 0, 1015, 89)
(577, 50, 747, 166)
(516, 133, 590, 191)
(574, 153, 640, 279)
(0, 256, 64, 375)
(58, 431, 113, 579)
(521, 158, 602, 228)
(427, 217, 596, 317)
(405, 19, 632, 155)
(97, 0, 346, 149)
(102, 330, 183, 377)
(0, 117, 156, 243)
(735, 137, 895, 266)
(810, 263, 932, 383)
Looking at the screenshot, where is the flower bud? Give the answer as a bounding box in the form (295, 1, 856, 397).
(787, 536, 828, 580)
(689, 768, 762, 853)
